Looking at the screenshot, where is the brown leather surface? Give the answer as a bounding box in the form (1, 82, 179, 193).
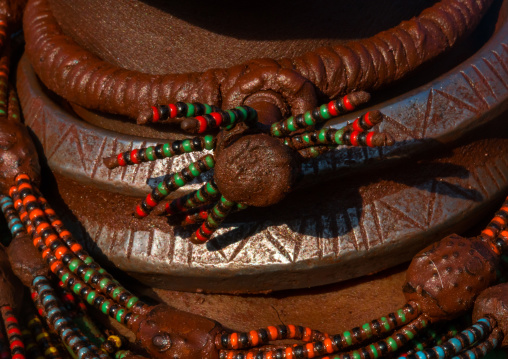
(23, 0, 494, 124)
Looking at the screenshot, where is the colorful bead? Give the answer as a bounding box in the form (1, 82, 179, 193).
(0, 195, 25, 242)
(103, 136, 216, 169)
(27, 315, 65, 359)
(191, 196, 238, 243)
(270, 91, 370, 137)
(135, 154, 216, 218)
(180, 106, 257, 134)
(166, 180, 220, 215)
(146, 102, 219, 124)
(0, 306, 25, 359)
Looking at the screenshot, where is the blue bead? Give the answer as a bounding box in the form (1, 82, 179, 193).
(472, 324, 485, 337)
(416, 351, 427, 359)
(435, 346, 445, 359)
(78, 347, 92, 359)
(466, 330, 475, 344)
(448, 338, 462, 352)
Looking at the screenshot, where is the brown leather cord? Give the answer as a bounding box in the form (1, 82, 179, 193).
(23, 0, 493, 124)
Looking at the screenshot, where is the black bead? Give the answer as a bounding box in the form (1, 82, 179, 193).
(361, 347, 371, 359)
(140, 201, 152, 213)
(158, 105, 169, 120)
(221, 111, 231, 125)
(352, 326, 362, 341)
(388, 313, 398, 326)
(239, 333, 249, 347)
(293, 346, 305, 359)
(124, 312, 132, 324)
(358, 132, 368, 146)
(94, 296, 105, 306)
(181, 168, 194, 182)
(176, 102, 187, 117)
(62, 253, 73, 264)
(314, 341, 324, 354)
(310, 133, 318, 143)
(396, 333, 408, 345)
(325, 130, 334, 143)
(137, 149, 146, 162)
(197, 159, 209, 172)
(335, 99, 344, 113)
(192, 137, 203, 150)
(427, 348, 438, 359)
(277, 325, 288, 339)
(119, 292, 129, 303)
(154, 144, 165, 159)
(49, 241, 60, 251)
(122, 152, 131, 165)
(274, 350, 284, 359)
(194, 103, 205, 115)
(371, 320, 381, 334)
(378, 341, 388, 355)
(172, 141, 182, 154)
(105, 284, 115, 295)
(295, 114, 306, 128)
(312, 108, 321, 121)
(258, 329, 268, 344)
(332, 334, 342, 349)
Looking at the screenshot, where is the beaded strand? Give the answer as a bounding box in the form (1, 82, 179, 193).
(181, 206, 213, 226)
(21, 326, 44, 359)
(1, 306, 26, 359)
(217, 325, 328, 350)
(0, 195, 25, 240)
(180, 106, 258, 134)
(165, 180, 221, 215)
(270, 91, 370, 137)
(35, 194, 144, 314)
(191, 196, 242, 243)
(0, 55, 9, 118)
(32, 276, 107, 359)
(103, 135, 216, 169)
(222, 315, 428, 359)
(11, 185, 138, 328)
(343, 110, 384, 133)
(286, 127, 394, 151)
(400, 318, 494, 359)
(135, 154, 216, 218)
(27, 315, 67, 359)
(12, 177, 146, 316)
(449, 328, 502, 359)
(0, 324, 9, 359)
(143, 102, 220, 124)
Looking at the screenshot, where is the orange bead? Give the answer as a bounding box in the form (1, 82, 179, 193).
(18, 183, 32, 192)
(481, 228, 495, 238)
(249, 330, 259, 346)
(287, 324, 296, 338)
(230, 333, 238, 350)
(303, 327, 312, 342)
(15, 174, 30, 182)
(266, 351, 273, 359)
(306, 343, 315, 358)
(267, 326, 278, 340)
(60, 230, 72, 238)
(22, 195, 37, 206)
(227, 351, 234, 359)
(324, 338, 334, 353)
(71, 243, 83, 252)
(29, 209, 44, 221)
(44, 234, 59, 247)
(50, 261, 60, 273)
(247, 353, 254, 359)
(286, 348, 294, 359)
(51, 220, 63, 227)
(55, 246, 68, 260)
(36, 222, 50, 234)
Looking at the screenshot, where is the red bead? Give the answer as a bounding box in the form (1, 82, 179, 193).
(145, 194, 157, 208)
(352, 118, 363, 132)
(10, 340, 24, 349)
(117, 153, 127, 166)
(169, 104, 178, 118)
(199, 211, 208, 219)
(12, 354, 25, 359)
(349, 131, 360, 146)
(343, 95, 354, 111)
(366, 132, 375, 147)
(211, 112, 223, 127)
(363, 111, 374, 127)
(328, 101, 338, 117)
(194, 230, 208, 242)
(130, 149, 140, 164)
(135, 205, 148, 218)
(7, 328, 21, 336)
(201, 224, 214, 236)
(196, 116, 208, 133)
(151, 106, 160, 122)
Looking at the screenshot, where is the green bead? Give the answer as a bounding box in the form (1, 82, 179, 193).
(226, 110, 236, 124)
(303, 133, 311, 143)
(352, 351, 361, 359)
(146, 147, 155, 161)
(112, 288, 122, 300)
(182, 140, 193, 152)
(237, 203, 248, 210)
(362, 323, 372, 338)
(235, 106, 248, 120)
(343, 331, 353, 345)
(162, 144, 172, 157)
(101, 301, 111, 315)
(84, 269, 94, 283)
(84, 257, 93, 265)
(369, 344, 379, 359)
(319, 104, 331, 120)
(69, 259, 80, 272)
(126, 297, 138, 309)
(186, 103, 195, 117)
(116, 309, 125, 323)
(157, 182, 169, 196)
(381, 317, 390, 330)
(318, 129, 327, 143)
(204, 155, 215, 168)
(0, 109, 6, 115)
(287, 117, 296, 132)
(220, 196, 233, 206)
(189, 163, 201, 177)
(86, 291, 96, 305)
(397, 309, 406, 323)
(203, 104, 212, 114)
(334, 129, 345, 145)
(73, 282, 82, 295)
(304, 112, 314, 126)
(309, 147, 320, 157)
(386, 337, 398, 351)
(416, 343, 424, 351)
(270, 123, 282, 137)
(196, 190, 205, 203)
(405, 328, 414, 340)
(207, 216, 218, 227)
(174, 174, 186, 187)
(100, 278, 111, 290)
(206, 182, 218, 195)
(61, 273, 70, 284)
(204, 135, 215, 150)
(213, 206, 225, 218)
